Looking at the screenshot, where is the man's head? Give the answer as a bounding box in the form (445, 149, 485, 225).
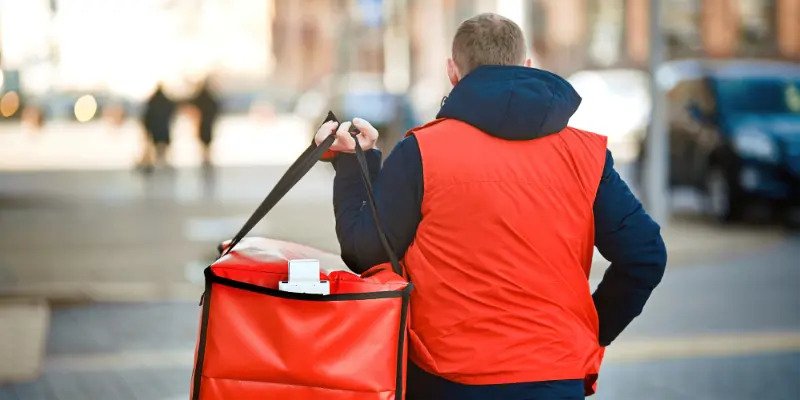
(448, 13, 530, 85)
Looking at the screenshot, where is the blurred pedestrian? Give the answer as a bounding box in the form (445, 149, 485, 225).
(315, 13, 666, 400)
(138, 84, 176, 172)
(190, 79, 220, 167)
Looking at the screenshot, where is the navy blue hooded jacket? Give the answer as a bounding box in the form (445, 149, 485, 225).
(331, 65, 667, 397)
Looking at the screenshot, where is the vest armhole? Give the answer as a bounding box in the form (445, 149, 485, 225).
(585, 133, 609, 202)
(563, 127, 609, 203)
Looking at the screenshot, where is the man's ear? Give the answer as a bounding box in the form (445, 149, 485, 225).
(524, 58, 533, 68)
(446, 58, 460, 86)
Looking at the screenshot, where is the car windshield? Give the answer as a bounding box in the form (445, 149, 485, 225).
(715, 78, 800, 114)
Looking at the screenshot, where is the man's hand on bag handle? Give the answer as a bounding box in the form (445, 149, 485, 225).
(314, 118, 379, 153)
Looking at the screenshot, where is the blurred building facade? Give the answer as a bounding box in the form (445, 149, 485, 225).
(0, 0, 798, 123)
(272, 0, 800, 87)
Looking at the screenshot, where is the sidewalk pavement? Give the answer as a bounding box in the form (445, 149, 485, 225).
(0, 163, 790, 303)
(0, 165, 339, 303)
(1, 236, 798, 400)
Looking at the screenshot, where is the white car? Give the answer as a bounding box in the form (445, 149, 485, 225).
(567, 69, 651, 162)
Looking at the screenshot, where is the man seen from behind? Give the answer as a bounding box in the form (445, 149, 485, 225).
(315, 13, 667, 400)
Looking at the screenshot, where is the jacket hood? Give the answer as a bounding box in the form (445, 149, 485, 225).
(436, 65, 581, 140)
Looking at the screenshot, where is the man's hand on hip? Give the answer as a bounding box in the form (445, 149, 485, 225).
(314, 118, 379, 153)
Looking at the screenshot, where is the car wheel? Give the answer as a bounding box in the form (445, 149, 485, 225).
(706, 166, 742, 222)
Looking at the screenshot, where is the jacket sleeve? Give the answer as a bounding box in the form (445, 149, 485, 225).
(592, 150, 667, 346)
(332, 136, 424, 273)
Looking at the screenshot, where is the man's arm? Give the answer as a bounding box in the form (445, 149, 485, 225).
(332, 136, 423, 272)
(593, 150, 667, 346)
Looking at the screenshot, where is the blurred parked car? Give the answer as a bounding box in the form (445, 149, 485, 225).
(568, 69, 651, 162)
(657, 59, 800, 222)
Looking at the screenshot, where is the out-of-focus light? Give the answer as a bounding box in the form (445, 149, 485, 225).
(0, 91, 21, 117)
(21, 105, 44, 130)
(0, 70, 4, 90)
(74, 94, 98, 122)
(733, 127, 778, 163)
(497, 0, 527, 35)
(568, 70, 650, 139)
(786, 84, 800, 113)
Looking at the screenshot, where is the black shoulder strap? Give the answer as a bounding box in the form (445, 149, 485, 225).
(221, 112, 402, 276)
(349, 125, 402, 275)
(221, 111, 338, 256)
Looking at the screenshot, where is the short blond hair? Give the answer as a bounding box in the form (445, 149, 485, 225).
(452, 13, 526, 75)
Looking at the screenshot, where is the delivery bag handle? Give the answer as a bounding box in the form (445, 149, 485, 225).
(221, 111, 403, 276)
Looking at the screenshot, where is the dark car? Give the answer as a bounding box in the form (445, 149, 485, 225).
(659, 59, 800, 222)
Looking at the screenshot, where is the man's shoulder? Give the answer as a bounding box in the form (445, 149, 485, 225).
(405, 118, 474, 138)
(559, 126, 610, 156)
(562, 126, 608, 142)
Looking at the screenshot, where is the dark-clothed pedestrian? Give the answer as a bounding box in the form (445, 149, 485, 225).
(139, 84, 176, 171)
(315, 13, 667, 400)
(190, 79, 220, 167)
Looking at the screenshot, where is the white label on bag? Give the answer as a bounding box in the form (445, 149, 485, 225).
(288, 259, 321, 282)
(279, 259, 330, 295)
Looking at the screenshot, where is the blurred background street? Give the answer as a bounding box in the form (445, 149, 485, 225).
(0, 0, 798, 399)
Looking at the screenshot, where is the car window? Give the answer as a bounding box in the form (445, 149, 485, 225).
(786, 83, 800, 113)
(715, 78, 800, 114)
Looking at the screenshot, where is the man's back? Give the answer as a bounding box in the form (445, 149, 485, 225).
(406, 115, 607, 385)
(319, 13, 667, 400)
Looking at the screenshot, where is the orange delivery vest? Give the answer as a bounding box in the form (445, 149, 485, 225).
(403, 118, 608, 391)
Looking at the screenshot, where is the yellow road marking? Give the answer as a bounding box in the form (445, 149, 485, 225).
(606, 331, 800, 363)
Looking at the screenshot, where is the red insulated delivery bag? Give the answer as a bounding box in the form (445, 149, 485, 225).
(190, 112, 411, 400)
